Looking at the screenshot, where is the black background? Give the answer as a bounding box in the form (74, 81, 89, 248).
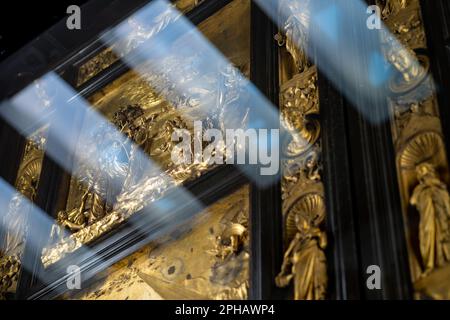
(0, 1, 89, 61)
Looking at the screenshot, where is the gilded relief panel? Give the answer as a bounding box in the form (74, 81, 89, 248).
(379, 0, 450, 299)
(42, 0, 250, 267)
(70, 185, 249, 300)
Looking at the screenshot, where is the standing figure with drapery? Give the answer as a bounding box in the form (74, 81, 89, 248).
(410, 163, 450, 274)
(276, 194, 327, 300)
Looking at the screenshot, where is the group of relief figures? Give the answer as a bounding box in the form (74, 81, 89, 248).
(51, 104, 185, 239)
(52, 105, 141, 236)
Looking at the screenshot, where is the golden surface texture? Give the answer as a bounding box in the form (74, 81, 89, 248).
(70, 185, 249, 300)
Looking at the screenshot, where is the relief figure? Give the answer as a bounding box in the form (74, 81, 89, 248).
(410, 163, 450, 274)
(276, 194, 327, 300)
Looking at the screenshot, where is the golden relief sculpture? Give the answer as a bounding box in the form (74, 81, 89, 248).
(377, 0, 409, 18)
(42, 83, 211, 266)
(175, 0, 206, 13)
(52, 104, 190, 235)
(379, 0, 450, 299)
(0, 255, 20, 300)
(275, 0, 312, 85)
(42, 0, 251, 267)
(0, 133, 45, 298)
(378, 0, 428, 96)
(280, 68, 320, 160)
(3, 136, 45, 254)
(76, 1, 209, 86)
(70, 186, 249, 300)
(77, 47, 119, 87)
(52, 105, 148, 233)
(276, 0, 327, 299)
(77, 8, 181, 86)
(276, 189, 327, 300)
(410, 163, 450, 273)
(280, 0, 311, 74)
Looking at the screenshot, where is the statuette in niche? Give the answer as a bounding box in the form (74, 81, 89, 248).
(410, 163, 450, 275)
(276, 193, 327, 300)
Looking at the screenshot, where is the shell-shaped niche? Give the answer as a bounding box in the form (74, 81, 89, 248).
(400, 131, 444, 170)
(16, 146, 44, 199)
(285, 193, 325, 243)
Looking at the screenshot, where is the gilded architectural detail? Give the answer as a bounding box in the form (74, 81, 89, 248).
(280, 0, 311, 73)
(77, 48, 119, 87)
(380, 0, 450, 299)
(42, 100, 207, 266)
(280, 67, 320, 162)
(276, 184, 327, 300)
(42, 26, 250, 266)
(378, 0, 409, 20)
(71, 186, 249, 300)
(377, 1, 427, 97)
(379, 0, 426, 52)
(0, 133, 45, 298)
(4, 137, 45, 252)
(277, 6, 327, 297)
(35, 0, 254, 296)
(397, 129, 450, 281)
(280, 67, 321, 198)
(76, 0, 214, 87)
(77, 3, 183, 86)
(0, 255, 20, 300)
(51, 104, 181, 235)
(175, 0, 206, 13)
(410, 162, 450, 273)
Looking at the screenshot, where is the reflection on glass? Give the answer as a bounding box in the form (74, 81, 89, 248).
(47, 0, 252, 267)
